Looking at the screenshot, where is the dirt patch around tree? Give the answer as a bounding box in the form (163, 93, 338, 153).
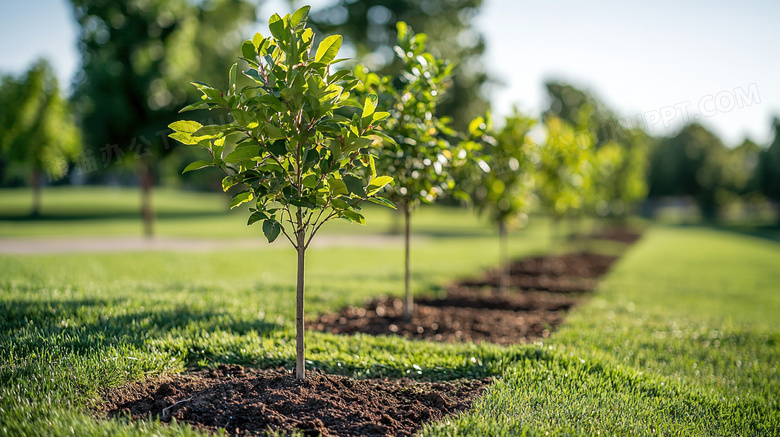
(102, 365, 489, 437)
(312, 251, 621, 345)
(310, 291, 575, 345)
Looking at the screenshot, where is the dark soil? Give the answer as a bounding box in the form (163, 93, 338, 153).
(310, 291, 576, 345)
(456, 252, 618, 293)
(570, 228, 643, 245)
(312, 251, 620, 345)
(103, 365, 489, 437)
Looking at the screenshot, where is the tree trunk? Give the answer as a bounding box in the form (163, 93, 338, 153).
(31, 166, 42, 216)
(295, 217, 306, 381)
(403, 203, 413, 320)
(498, 219, 509, 294)
(139, 161, 154, 238)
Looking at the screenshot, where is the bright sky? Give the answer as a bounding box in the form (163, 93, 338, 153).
(1, 0, 778, 146)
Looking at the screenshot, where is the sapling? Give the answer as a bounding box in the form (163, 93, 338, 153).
(169, 6, 394, 380)
(354, 22, 463, 319)
(466, 109, 537, 293)
(536, 115, 595, 251)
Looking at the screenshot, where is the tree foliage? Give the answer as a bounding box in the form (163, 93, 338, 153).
(311, 0, 490, 130)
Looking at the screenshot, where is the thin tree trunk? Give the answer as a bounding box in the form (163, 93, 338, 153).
(31, 167, 42, 216)
(139, 161, 154, 238)
(403, 203, 412, 320)
(295, 215, 306, 381)
(498, 219, 509, 294)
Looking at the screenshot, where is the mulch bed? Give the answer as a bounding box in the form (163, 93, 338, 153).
(312, 251, 620, 345)
(310, 291, 575, 345)
(101, 235, 637, 435)
(103, 365, 489, 437)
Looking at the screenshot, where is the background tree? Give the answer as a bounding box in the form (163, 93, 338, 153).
(544, 81, 649, 217)
(0, 59, 81, 215)
(355, 22, 462, 319)
(170, 8, 393, 380)
(311, 0, 490, 130)
(759, 119, 780, 223)
(466, 109, 536, 293)
(70, 0, 259, 236)
(648, 123, 729, 219)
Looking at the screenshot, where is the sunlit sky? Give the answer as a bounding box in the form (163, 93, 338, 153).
(1, 0, 778, 146)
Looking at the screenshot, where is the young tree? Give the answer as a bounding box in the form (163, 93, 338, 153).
(169, 7, 393, 381)
(466, 109, 537, 293)
(0, 59, 81, 215)
(536, 115, 595, 249)
(354, 22, 461, 319)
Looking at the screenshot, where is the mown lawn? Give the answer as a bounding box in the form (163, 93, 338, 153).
(0, 195, 778, 435)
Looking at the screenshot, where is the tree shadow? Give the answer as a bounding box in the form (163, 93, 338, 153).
(0, 297, 283, 362)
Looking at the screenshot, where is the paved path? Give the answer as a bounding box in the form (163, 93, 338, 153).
(0, 234, 411, 255)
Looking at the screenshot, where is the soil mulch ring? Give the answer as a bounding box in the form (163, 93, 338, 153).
(103, 365, 489, 437)
(310, 290, 578, 345)
(457, 252, 619, 293)
(312, 251, 620, 345)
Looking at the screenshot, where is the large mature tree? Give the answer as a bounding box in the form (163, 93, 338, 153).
(70, 0, 259, 236)
(310, 0, 490, 130)
(0, 59, 81, 215)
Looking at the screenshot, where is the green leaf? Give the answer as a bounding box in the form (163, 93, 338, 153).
(193, 125, 230, 138)
(371, 111, 390, 124)
(328, 178, 348, 196)
(268, 13, 286, 41)
(367, 175, 393, 195)
(362, 94, 378, 119)
(368, 196, 397, 209)
(182, 160, 213, 174)
(231, 109, 257, 129)
(228, 63, 237, 92)
(169, 120, 203, 134)
(342, 136, 373, 154)
(315, 35, 342, 64)
(178, 101, 207, 113)
(225, 144, 261, 163)
(252, 32, 264, 50)
(222, 175, 237, 192)
(247, 210, 268, 226)
(342, 210, 365, 225)
(343, 174, 365, 196)
(262, 220, 282, 243)
(265, 124, 286, 140)
(230, 190, 254, 209)
(241, 41, 256, 62)
(291, 5, 310, 27)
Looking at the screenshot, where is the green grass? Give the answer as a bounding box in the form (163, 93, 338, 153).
(0, 193, 778, 435)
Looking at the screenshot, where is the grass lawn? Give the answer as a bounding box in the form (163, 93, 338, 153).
(0, 190, 778, 435)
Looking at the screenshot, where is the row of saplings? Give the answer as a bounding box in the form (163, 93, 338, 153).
(169, 6, 637, 381)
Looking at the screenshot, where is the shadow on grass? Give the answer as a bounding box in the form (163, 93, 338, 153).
(670, 221, 780, 244)
(0, 297, 283, 359)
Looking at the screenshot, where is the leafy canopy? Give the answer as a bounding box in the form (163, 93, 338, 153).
(467, 109, 538, 227)
(355, 22, 463, 211)
(169, 6, 394, 247)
